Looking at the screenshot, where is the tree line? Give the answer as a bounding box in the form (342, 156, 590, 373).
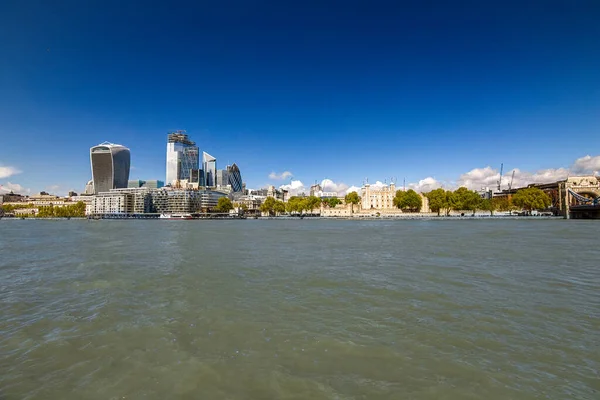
(219, 185, 552, 217)
(425, 187, 551, 216)
(36, 202, 87, 218)
(258, 193, 360, 216)
(0, 202, 87, 218)
(0, 203, 36, 212)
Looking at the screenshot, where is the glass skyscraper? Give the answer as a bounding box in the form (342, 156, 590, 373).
(90, 142, 131, 194)
(166, 131, 200, 185)
(216, 163, 243, 192)
(227, 163, 243, 192)
(202, 152, 217, 187)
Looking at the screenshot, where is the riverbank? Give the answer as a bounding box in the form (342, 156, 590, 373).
(0, 213, 565, 221)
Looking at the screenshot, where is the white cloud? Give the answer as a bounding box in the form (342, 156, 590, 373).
(572, 155, 600, 175)
(0, 182, 30, 194)
(369, 180, 387, 189)
(408, 177, 442, 193)
(410, 154, 599, 193)
(279, 179, 306, 196)
(269, 171, 293, 180)
(457, 167, 501, 190)
(0, 165, 21, 179)
(529, 168, 570, 185)
(320, 179, 349, 194)
(456, 166, 571, 191)
(344, 185, 361, 195)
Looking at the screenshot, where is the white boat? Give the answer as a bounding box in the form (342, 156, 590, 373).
(159, 213, 194, 220)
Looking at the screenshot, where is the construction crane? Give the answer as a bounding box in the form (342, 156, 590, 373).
(508, 170, 515, 191)
(497, 163, 504, 192)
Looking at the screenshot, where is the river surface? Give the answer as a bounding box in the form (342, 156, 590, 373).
(0, 219, 599, 399)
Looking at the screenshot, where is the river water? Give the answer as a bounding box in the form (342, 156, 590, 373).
(0, 219, 598, 399)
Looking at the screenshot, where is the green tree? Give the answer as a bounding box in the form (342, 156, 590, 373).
(445, 187, 482, 215)
(394, 189, 422, 212)
(260, 197, 277, 216)
(285, 197, 299, 214)
(328, 197, 341, 208)
(393, 190, 405, 209)
(493, 197, 512, 212)
(479, 198, 495, 216)
(305, 196, 321, 213)
(73, 201, 86, 217)
(286, 196, 310, 215)
(273, 200, 286, 215)
(344, 191, 360, 213)
(426, 188, 451, 216)
(215, 197, 234, 213)
(512, 187, 551, 212)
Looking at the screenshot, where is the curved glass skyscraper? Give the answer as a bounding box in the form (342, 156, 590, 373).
(90, 142, 131, 194)
(227, 163, 243, 192)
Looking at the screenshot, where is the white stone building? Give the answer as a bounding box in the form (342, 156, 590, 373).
(361, 182, 429, 212)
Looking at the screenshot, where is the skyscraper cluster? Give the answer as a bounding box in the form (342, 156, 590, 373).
(165, 130, 243, 192)
(86, 131, 243, 197)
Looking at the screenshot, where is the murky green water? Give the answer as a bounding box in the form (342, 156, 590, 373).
(1, 219, 599, 399)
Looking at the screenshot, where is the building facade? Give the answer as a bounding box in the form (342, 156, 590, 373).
(250, 186, 288, 202)
(361, 182, 430, 212)
(166, 131, 200, 185)
(89, 192, 135, 215)
(216, 163, 243, 192)
(0, 192, 26, 204)
(202, 152, 217, 187)
(87, 187, 227, 215)
(84, 180, 94, 195)
(227, 163, 243, 192)
(128, 179, 165, 189)
(361, 182, 397, 210)
(90, 142, 131, 194)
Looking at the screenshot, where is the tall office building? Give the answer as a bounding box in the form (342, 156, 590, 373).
(227, 163, 243, 192)
(90, 142, 131, 194)
(216, 163, 243, 192)
(166, 131, 200, 185)
(202, 152, 217, 187)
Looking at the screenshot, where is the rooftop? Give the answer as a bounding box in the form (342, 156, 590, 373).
(168, 131, 195, 146)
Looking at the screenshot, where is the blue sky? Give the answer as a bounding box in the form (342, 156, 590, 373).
(1, 0, 599, 196)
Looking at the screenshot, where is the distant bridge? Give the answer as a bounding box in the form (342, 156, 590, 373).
(561, 177, 600, 219)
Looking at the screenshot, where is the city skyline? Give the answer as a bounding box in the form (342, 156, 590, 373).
(1, 1, 600, 196)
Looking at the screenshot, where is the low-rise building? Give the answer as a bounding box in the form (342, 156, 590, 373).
(0, 192, 26, 204)
(321, 203, 353, 217)
(249, 185, 288, 202)
(360, 181, 430, 213)
(233, 194, 263, 216)
(89, 192, 135, 215)
(14, 208, 38, 216)
(28, 194, 69, 207)
(86, 187, 227, 215)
